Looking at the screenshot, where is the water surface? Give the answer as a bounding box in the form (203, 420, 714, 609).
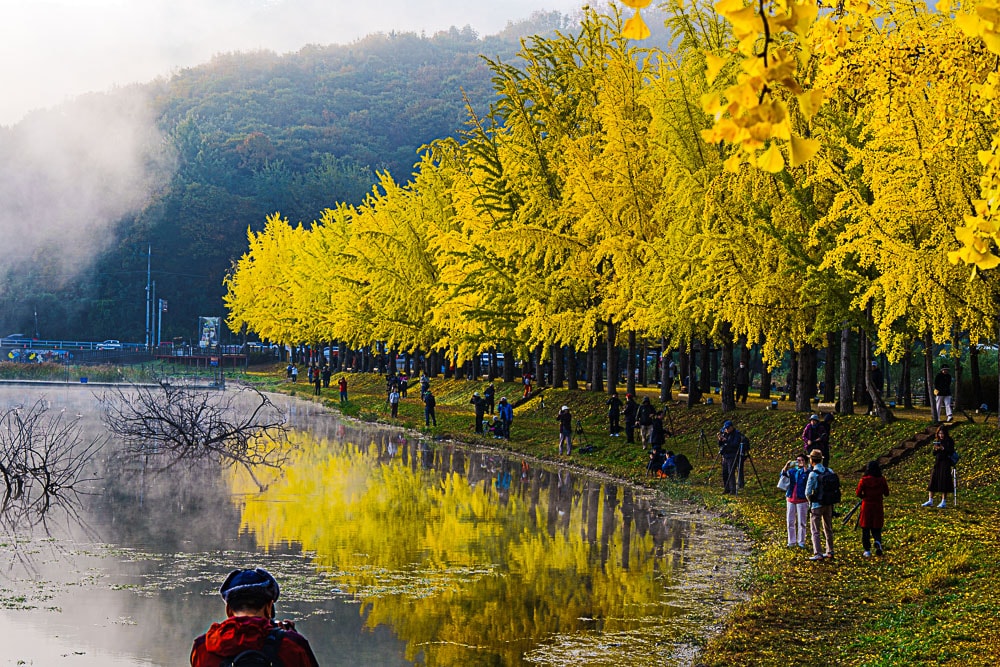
(0, 385, 746, 665)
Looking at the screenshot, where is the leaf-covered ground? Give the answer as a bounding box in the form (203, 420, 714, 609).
(261, 367, 1000, 666)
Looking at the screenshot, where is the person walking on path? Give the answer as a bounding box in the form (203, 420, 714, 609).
(857, 460, 890, 557)
(780, 453, 810, 548)
(190, 568, 319, 667)
(338, 376, 348, 403)
(497, 396, 513, 439)
(606, 392, 622, 436)
(923, 425, 956, 508)
(389, 386, 400, 418)
(805, 448, 836, 560)
(933, 365, 954, 422)
(557, 405, 573, 455)
(423, 389, 437, 427)
(623, 394, 638, 444)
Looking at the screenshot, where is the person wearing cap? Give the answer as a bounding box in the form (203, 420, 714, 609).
(717, 419, 749, 494)
(933, 365, 953, 422)
(497, 396, 513, 439)
(190, 567, 319, 667)
(470, 391, 486, 434)
(557, 405, 573, 455)
(802, 414, 829, 466)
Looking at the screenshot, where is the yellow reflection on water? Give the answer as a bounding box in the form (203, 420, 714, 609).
(230, 431, 736, 666)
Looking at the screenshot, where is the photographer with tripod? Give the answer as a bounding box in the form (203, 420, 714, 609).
(717, 420, 749, 494)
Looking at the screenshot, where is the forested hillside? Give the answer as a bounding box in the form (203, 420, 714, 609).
(0, 12, 577, 342)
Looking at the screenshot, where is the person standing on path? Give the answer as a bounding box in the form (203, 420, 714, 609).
(781, 453, 810, 548)
(735, 361, 750, 405)
(423, 389, 437, 427)
(805, 449, 835, 560)
(389, 386, 400, 418)
(623, 394, 638, 444)
(497, 397, 513, 439)
(557, 405, 573, 455)
(856, 460, 890, 557)
(933, 365, 954, 422)
(923, 425, 955, 508)
(606, 392, 622, 436)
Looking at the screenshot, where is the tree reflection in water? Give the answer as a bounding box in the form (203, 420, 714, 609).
(234, 423, 745, 666)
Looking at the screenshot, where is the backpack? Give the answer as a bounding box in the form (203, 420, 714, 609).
(811, 468, 841, 506)
(949, 450, 960, 465)
(220, 629, 285, 667)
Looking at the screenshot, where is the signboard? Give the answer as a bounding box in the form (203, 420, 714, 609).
(199, 317, 220, 349)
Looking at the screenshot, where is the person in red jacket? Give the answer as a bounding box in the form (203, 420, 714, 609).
(856, 461, 890, 558)
(190, 568, 319, 667)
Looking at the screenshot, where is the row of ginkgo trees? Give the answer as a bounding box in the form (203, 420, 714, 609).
(224, 5, 1000, 420)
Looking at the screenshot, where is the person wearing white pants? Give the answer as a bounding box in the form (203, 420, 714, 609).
(933, 365, 953, 422)
(780, 454, 810, 548)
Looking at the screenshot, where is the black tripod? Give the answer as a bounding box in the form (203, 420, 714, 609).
(724, 440, 765, 495)
(697, 428, 712, 458)
(576, 419, 596, 453)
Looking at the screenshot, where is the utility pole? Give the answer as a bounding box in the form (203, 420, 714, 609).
(145, 245, 151, 349)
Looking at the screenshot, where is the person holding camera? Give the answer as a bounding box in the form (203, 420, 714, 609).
(557, 405, 573, 456)
(717, 420, 748, 494)
(933, 365, 954, 422)
(780, 453, 810, 548)
(856, 460, 890, 557)
(922, 425, 955, 508)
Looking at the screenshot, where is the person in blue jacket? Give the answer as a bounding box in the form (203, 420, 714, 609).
(497, 397, 513, 439)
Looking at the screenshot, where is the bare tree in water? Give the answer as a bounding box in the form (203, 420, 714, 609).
(0, 399, 103, 532)
(101, 384, 289, 490)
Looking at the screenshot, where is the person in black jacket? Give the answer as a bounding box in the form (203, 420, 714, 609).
(623, 394, 639, 444)
(922, 425, 955, 508)
(423, 390, 437, 427)
(470, 392, 486, 433)
(606, 392, 623, 436)
(735, 361, 749, 404)
(483, 383, 496, 415)
(933, 365, 953, 422)
(557, 405, 573, 455)
(637, 397, 655, 445)
(717, 419, 749, 494)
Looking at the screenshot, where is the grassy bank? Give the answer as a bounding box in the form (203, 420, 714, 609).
(260, 366, 999, 665)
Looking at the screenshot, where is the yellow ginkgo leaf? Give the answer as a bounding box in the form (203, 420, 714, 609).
(789, 134, 820, 167)
(622, 12, 651, 39)
(621, 0, 652, 7)
(797, 89, 825, 121)
(705, 52, 726, 84)
(724, 154, 745, 172)
(757, 144, 785, 173)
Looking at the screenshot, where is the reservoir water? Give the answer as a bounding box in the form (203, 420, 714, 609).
(0, 385, 746, 665)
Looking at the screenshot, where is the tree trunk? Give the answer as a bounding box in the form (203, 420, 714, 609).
(553, 345, 564, 388)
(721, 324, 736, 413)
(970, 342, 983, 408)
(592, 343, 604, 393)
(854, 329, 868, 405)
(823, 332, 837, 403)
(788, 350, 798, 402)
(503, 349, 515, 383)
(900, 346, 913, 409)
(700, 340, 711, 395)
(795, 344, 814, 412)
(838, 324, 854, 414)
(626, 331, 637, 397)
(924, 330, 937, 420)
(679, 347, 689, 394)
(660, 337, 671, 403)
(640, 340, 648, 386)
(568, 345, 579, 391)
(760, 363, 772, 399)
(606, 321, 618, 395)
(687, 338, 698, 408)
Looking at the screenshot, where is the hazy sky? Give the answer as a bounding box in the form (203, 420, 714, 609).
(0, 0, 589, 127)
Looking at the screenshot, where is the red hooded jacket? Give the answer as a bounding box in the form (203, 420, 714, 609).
(190, 616, 319, 667)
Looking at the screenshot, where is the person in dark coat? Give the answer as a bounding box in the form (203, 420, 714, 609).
(856, 460, 890, 557)
(922, 425, 955, 508)
(622, 394, 639, 444)
(470, 392, 486, 433)
(606, 392, 623, 436)
(933, 365, 953, 422)
(483, 383, 496, 415)
(648, 409, 666, 450)
(734, 361, 750, 404)
(717, 420, 748, 494)
(557, 405, 573, 455)
(637, 397, 655, 445)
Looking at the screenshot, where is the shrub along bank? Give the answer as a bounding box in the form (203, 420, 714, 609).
(263, 367, 1000, 666)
